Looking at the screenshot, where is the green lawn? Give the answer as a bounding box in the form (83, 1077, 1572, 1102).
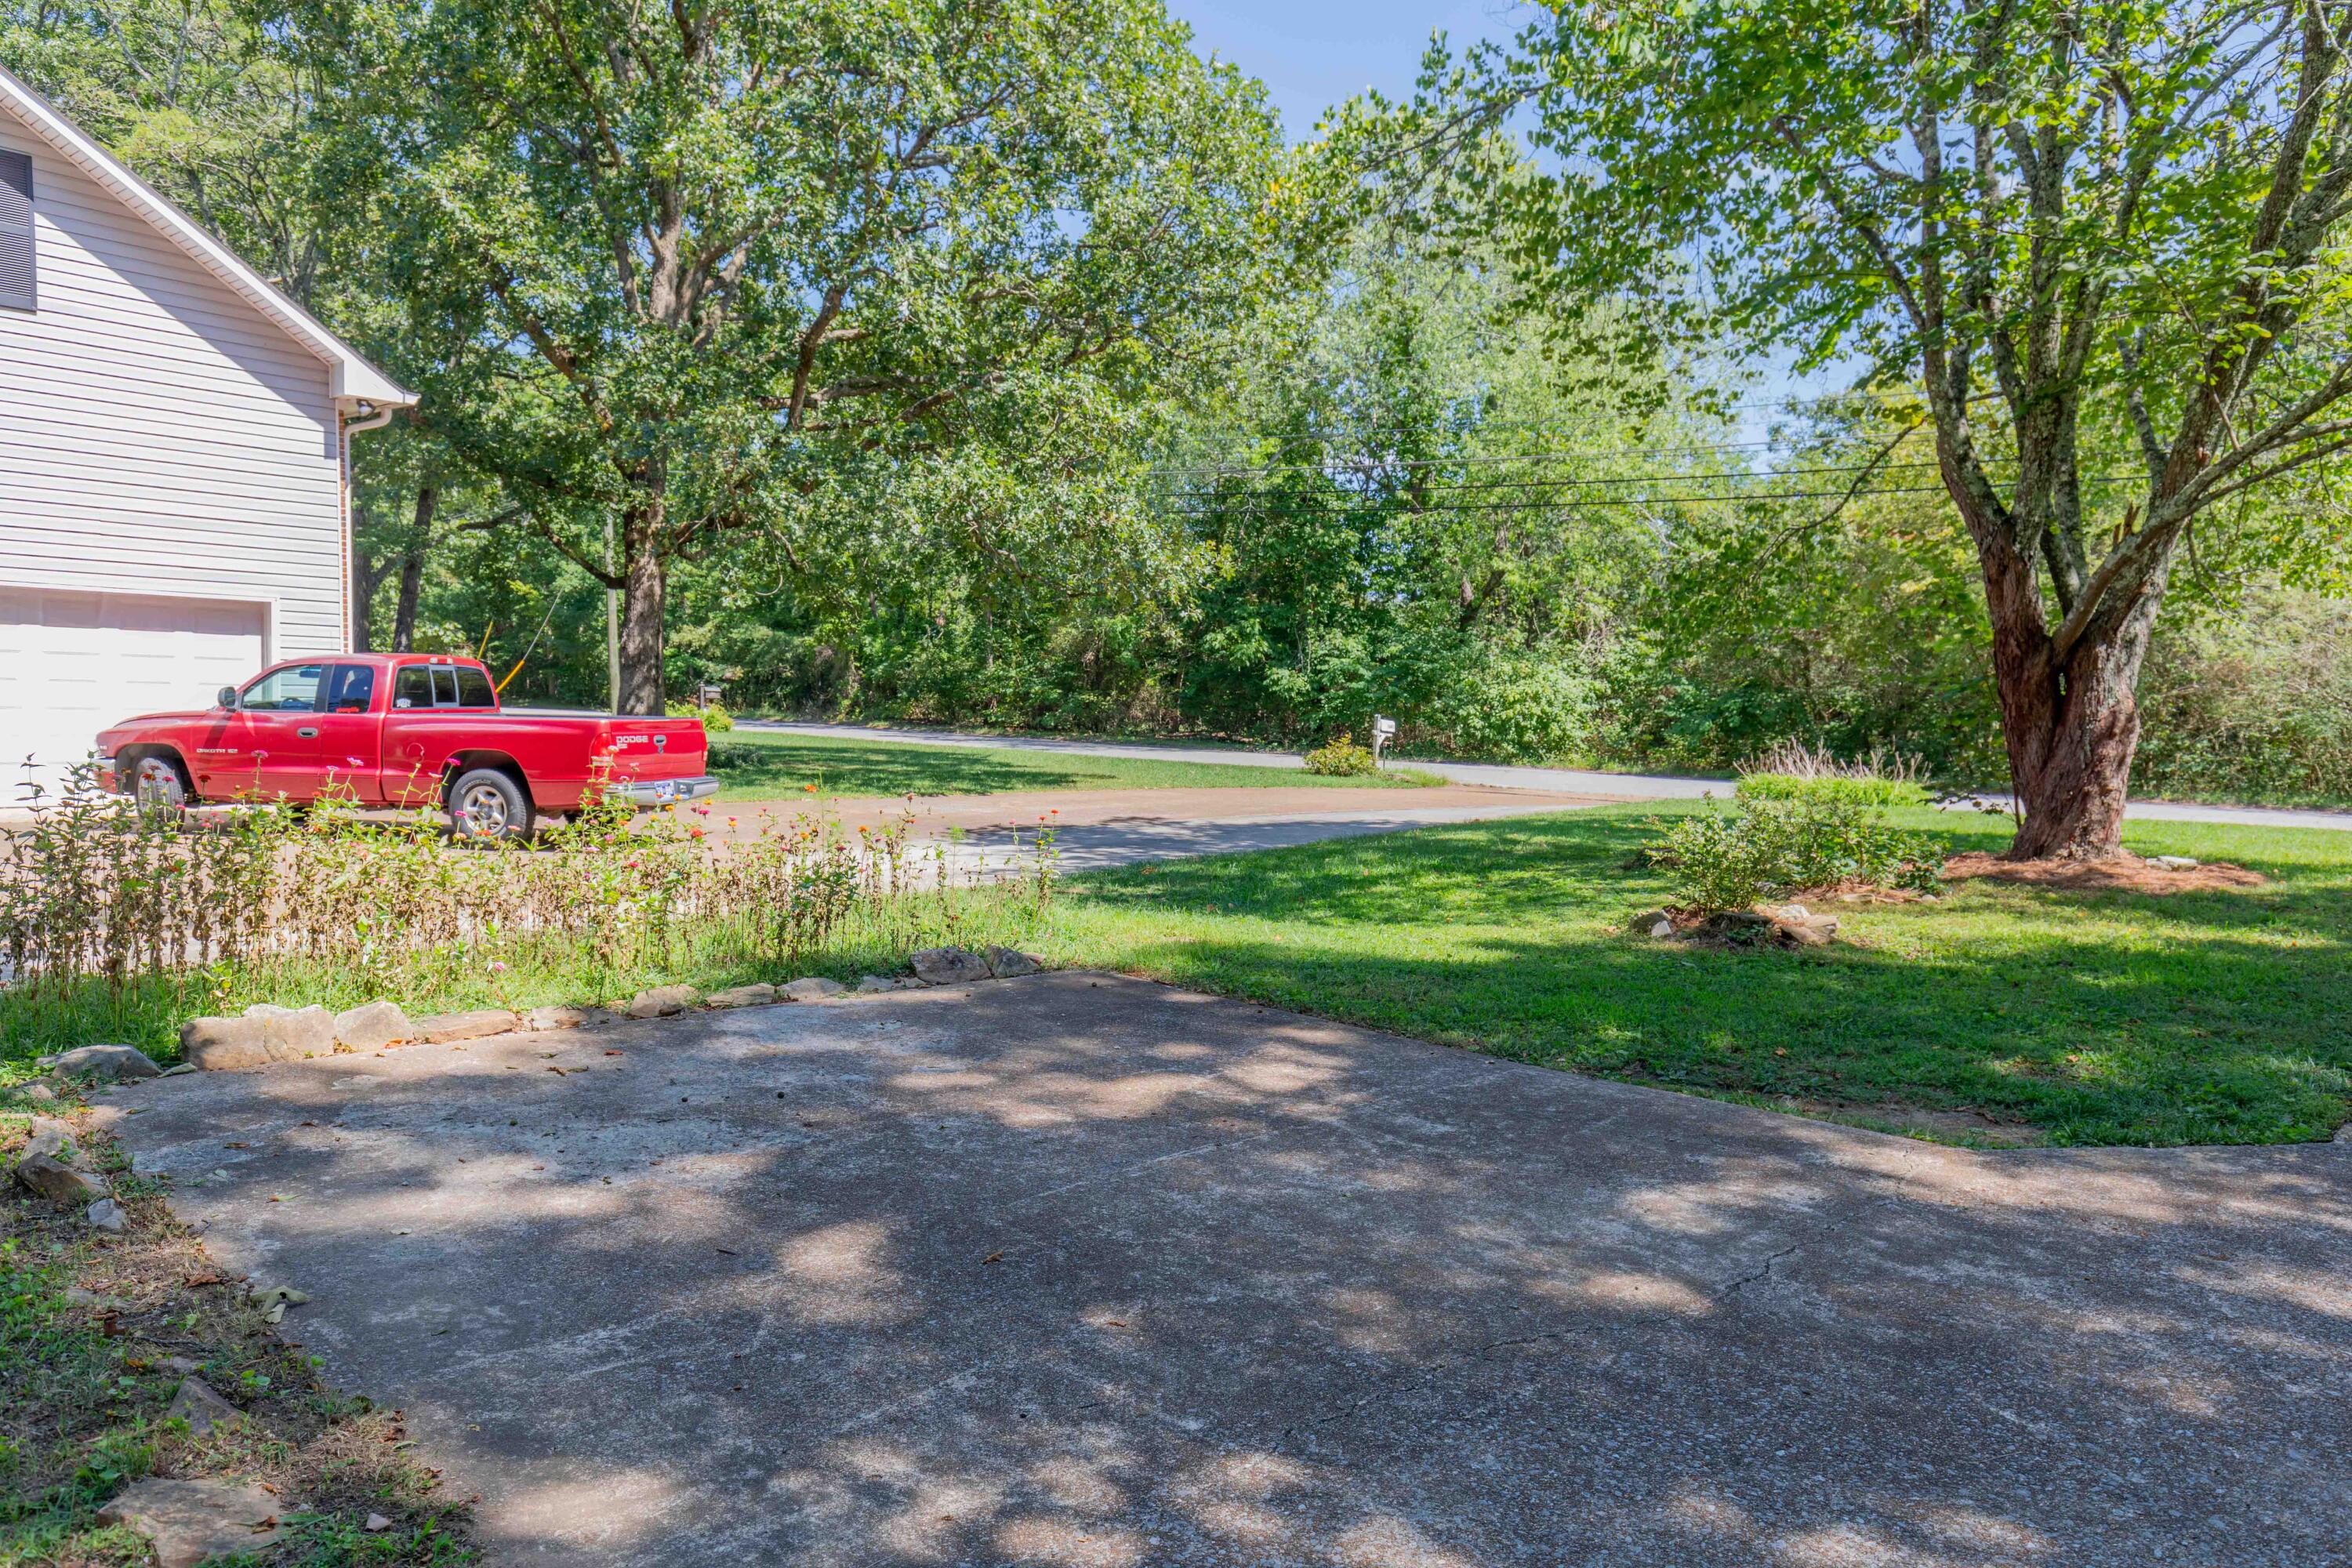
(708, 729, 1434, 799)
(1032, 803, 2352, 1148)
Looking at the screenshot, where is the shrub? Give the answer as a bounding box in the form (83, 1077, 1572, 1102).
(667, 700, 735, 733)
(1736, 773, 1929, 808)
(1646, 797, 1944, 913)
(0, 766, 1052, 1062)
(1303, 735, 1380, 776)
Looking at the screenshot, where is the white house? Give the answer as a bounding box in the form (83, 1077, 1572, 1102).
(0, 62, 412, 802)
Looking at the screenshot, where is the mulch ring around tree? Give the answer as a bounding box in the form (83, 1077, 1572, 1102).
(1943, 851, 2267, 895)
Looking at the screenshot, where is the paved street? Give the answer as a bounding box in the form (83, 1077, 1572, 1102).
(746, 720, 2352, 833)
(103, 975, 2352, 1567)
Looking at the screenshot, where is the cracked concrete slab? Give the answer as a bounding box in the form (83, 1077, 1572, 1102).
(96, 974, 2352, 1566)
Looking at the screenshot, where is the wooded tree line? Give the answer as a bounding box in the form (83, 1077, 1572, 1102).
(6, 0, 2352, 846)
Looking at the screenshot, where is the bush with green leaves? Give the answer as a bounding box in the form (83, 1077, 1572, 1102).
(1646, 797, 1945, 913)
(1303, 735, 1380, 776)
(667, 700, 735, 733)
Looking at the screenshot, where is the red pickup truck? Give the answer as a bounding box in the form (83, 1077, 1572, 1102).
(93, 653, 717, 840)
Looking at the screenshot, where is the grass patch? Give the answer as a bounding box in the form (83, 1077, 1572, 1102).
(1028, 803, 2352, 1148)
(708, 731, 1436, 800)
(1, 1100, 474, 1563)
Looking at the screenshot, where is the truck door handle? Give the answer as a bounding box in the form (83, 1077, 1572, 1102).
(298, 727, 319, 738)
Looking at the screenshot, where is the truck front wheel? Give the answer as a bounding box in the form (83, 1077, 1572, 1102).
(448, 768, 531, 844)
(129, 753, 193, 818)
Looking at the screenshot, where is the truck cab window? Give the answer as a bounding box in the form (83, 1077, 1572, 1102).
(430, 666, 459, 706)
(241, 665, 325, 712)
(454, 667, 495, 707)
(325, 665, 376, 714)
(393, 667, 432, 710)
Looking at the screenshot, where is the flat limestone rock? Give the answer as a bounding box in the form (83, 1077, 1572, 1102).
(524, 1005, 592, 1032)
(180, 1017, 273, 1072)
(96, 1477, 283, 1568)
(706, 984, 777, 1008)
(334, 1000, 416, 1052)
(779, 978, 846, 1002)
(21, 1115, 78, 1166)
(16, 1154, 107, 1203)
(909, 946, 992, 985)
(985, 947, 1043, 978)
(262, 1007, 338, 1060)
(34, 1044, 162, 1080)
(180, 1008, 336, 1070)
(626, 986, 699, 1019)
(166, 1377, 245, 1436)
(85, 1196, 126, 1232)
(415, 1009, 519, 1044)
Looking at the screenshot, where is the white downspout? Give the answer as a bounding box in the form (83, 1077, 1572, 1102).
(339, 400, 397, 652)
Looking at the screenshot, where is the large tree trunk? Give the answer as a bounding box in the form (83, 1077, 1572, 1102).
(1980, 546, 2161, 861)
(616, 531, 666, 714)
(390, 485, 437, 653)
(351, 550, 383, 652)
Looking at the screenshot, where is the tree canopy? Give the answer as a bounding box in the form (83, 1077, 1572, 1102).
(281, 0, 1290, 708)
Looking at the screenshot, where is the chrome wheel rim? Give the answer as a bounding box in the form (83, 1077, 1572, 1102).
(134, 757, 186, 811)
(459, 782, 513, 836)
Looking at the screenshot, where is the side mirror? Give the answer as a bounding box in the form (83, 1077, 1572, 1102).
(216, 687, 239, 710)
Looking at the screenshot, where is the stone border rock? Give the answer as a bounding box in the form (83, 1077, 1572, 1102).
(10, 1107, 122, 1228)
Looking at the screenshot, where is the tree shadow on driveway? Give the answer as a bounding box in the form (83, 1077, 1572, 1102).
(100, 974, 2352, 1567)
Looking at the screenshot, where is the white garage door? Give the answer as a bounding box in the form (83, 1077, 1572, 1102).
(0, 586, 268, 805)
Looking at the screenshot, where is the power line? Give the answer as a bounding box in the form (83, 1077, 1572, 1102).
(1152, 438, 1797, 478)
(1147, 429, 1973, 478)
(1156, 459, 1967, 496)
(1152, 470, 2146, 517)
(1154, 483, 1968, 515)
(1151, 387, 1926, 448)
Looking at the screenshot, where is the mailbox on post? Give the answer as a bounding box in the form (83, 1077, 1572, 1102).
(1370, 715, 1398, 764)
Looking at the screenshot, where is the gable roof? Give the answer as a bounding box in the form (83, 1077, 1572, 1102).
(0, 60, 414, 410)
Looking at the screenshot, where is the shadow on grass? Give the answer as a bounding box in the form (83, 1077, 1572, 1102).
(1048, 807, 2352, 1147)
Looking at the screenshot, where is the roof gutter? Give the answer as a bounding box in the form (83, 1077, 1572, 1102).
(343, 399, 398, 436)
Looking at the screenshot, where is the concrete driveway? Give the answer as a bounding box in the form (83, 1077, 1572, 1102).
(101, 976, 2351, 1566)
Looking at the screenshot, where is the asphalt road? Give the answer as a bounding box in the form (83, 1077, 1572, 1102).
(743, 720, 2352, 833)
(103, 975, 2352, 1566)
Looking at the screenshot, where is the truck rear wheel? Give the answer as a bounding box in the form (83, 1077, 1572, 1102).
(448, 768, 530, 844)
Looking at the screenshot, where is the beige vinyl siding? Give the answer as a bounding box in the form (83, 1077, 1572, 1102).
(0, 104, 344, 661)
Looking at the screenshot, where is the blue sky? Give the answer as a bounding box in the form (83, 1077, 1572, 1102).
(1163, 0, 1541, 142)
